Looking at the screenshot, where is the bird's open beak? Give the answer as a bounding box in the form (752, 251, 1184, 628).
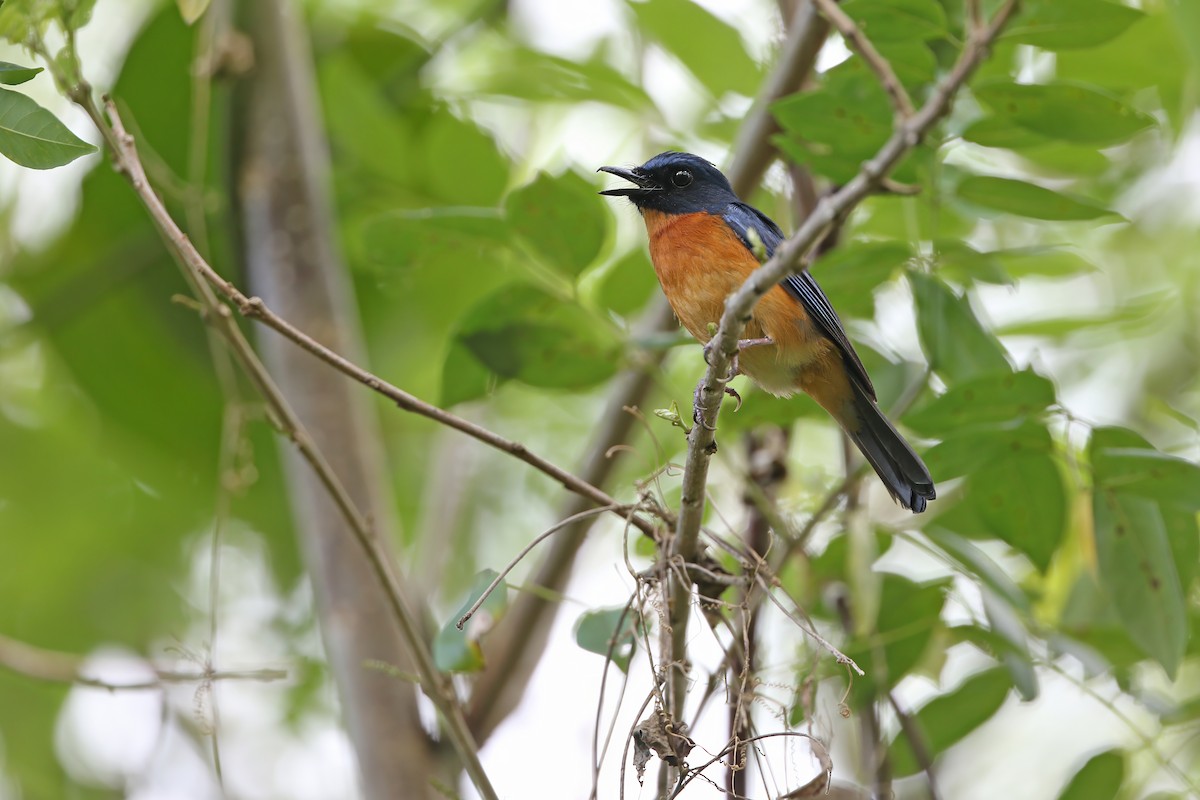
(597, 165, 660, 197)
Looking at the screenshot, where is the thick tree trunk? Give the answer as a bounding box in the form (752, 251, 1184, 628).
(229, 2, 432, 796)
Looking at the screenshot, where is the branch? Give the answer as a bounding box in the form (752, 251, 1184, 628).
(455, 504, 622, 629)
(728, 0, 830, 195)
(62, 91, 499, 800)
(667, 0, 1019, 726)
(888, 692, 941, 800)
(74, 94, 658, 540)
(463, 0, 836, 745)
(812, 0, 915, 119)
(0, 633, 286, 691)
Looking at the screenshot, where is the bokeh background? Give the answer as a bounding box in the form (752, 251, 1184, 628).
(1, 0, 1199, 798)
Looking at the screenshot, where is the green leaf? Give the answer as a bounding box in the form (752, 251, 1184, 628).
(0, 61, 42, 85)
(873, 41, 937, 90)
(1092, 490, 1187, 677)
(903, 369, 1055, 437)
(420, 110, 508, 205)
(1057, 750, 1124, 800)
(909, 271, 1010, 384)
(812, 240, 909, 319)
(594, 249, 660, 317)
(773, 60, 914, 185)
(931, 240, 1010, 284)
(466, 42, 653, 109)
(1005, 0, 1144, 50)
(955, 176, 1115, 221)
(1056, 10, 1189, 131)
(928, 529, 1031, 613)
(979, 590, 1039, 700)
(318, 54, 417, 185)
(850, 191, 974, 241)
(575, 606, 640, 672)
(176, 0, 211, 24)
(924, 419, 1052, 479)
(844, 575, 949, 697)
(998, 247, 1097, 279)
(506, 172, 606, 277)
(1018, 142, 1112, 178)
(1091, 427, 1200, 512)
(961, 115, 1049, 149)
(889, 667, 1011, 776)
(0, 88, 96, 169)
(454, 284, 619, 390)
(974, 81, 1156, 146)
(629, 0, 761, 96)
(440, 340, 497, 406)
(972, 450, 1067, 571)
(1090, 427, 1200, 590)
(358, 207, 510, 269)
(842, 0, 948, 42)
(433, 570, 508, 673)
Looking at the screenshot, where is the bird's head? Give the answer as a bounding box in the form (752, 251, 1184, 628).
(598, 151, 737, 215)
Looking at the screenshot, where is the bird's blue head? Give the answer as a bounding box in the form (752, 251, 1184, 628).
(598, 152, 738, 215)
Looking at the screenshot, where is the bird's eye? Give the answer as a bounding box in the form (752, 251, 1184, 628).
(671, 169, 693, 188)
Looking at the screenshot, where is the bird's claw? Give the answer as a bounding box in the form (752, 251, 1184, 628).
(694, 336, 766, 425)
(725, 385, 742, 412)
(692, 384, 720, 431)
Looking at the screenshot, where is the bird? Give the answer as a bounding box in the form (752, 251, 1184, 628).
(598, 151, 935, 513)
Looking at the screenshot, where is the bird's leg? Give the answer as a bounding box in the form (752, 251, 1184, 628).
(694, 336, 774, 426)
(703, 336, 774, 375)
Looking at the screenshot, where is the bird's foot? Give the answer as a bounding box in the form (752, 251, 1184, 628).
(725, 384, 742, 412)
(692, 383, 718, 431)
(692, 382, 744, 431)
(703, 336, 773, 379)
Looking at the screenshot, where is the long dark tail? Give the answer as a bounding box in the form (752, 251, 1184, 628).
(844, 381, 935, 513)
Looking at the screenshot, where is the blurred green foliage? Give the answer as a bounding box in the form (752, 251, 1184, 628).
(0, 0, 1197, 797)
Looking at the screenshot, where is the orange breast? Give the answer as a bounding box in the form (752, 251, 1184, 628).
(642, 209, 827, 396)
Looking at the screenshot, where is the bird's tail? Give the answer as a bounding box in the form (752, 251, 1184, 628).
(843, 381, 935, 513)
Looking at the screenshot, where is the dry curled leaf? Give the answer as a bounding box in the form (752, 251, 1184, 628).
(631, 707, 694, 783)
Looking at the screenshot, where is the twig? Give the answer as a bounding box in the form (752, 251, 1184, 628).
(81, 98, 661, 541)
(456, 505, 620, 629)
(671, 731, 831, 799)
(63, 90, 500, 800)
(463, 0, 838, 747)
(667, 0, 1018, 728)
(756, 574, 864, 675)
(812, 0, 915, 119)
(967, 0, 984, 33)
(590, 592, 640, 800)
(888, 692, 941, 800)
(728, 0, 831, 195)
(728, 428, 786, 800)
(0, 633, 286, 690)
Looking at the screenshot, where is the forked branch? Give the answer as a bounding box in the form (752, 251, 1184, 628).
(665, 0, 1020, 729)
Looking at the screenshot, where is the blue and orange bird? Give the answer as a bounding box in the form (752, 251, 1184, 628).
(599, 152, 935, 512)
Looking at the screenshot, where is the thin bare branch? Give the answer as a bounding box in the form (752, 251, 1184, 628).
(812, 0, 915, 118)
(456, 505, 621, 629)
(667, 0, 1018, 728)
(0, 633, 286, 691)
(75, 95, 661, 541)
(672, 731, 832, 799)
(464, 0, 838, 747)
(62, 90, 500, 800)
(967, 0, 984, 33)
(728, 0, 831, 195)
(887, 692, 941, 800)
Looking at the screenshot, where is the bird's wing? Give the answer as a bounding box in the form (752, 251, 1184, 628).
(722, 201, 876, 400)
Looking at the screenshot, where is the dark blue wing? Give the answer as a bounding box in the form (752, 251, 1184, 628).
(722, 201, 876, 400)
